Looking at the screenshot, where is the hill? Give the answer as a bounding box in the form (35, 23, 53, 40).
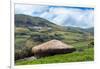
(15, 14, 94, 34)
(15, 14, 94, 63)
(15, 14, 64, 31)
(64, 26, 94, 35)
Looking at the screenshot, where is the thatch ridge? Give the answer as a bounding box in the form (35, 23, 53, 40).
(32, 39, 76, 58)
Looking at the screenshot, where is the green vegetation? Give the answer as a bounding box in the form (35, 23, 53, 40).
(16, 48, 94, 65)
(15, 14, 94, 65)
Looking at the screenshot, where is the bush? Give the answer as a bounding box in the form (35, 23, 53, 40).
(88, 41, 94, 48)
(15, 39, 33, 60)
(15, 47, 33, 60)
(31, 33, 64, 43)
(31, 33, 49, 42)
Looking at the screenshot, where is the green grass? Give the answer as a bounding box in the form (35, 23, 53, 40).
(15, 27, 30, 33)
(71, 41, 89, 48)
(15, 48, 94, 65)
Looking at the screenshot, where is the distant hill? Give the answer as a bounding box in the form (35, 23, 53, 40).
(15, 14, 54, 27)
(15, 14, 64, 31)
(15, 14, 94, 34)
(64, 26, 94, 35)
(84, 27, 94, 35)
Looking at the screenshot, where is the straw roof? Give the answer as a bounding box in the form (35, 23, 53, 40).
(32, 39, 76, 58)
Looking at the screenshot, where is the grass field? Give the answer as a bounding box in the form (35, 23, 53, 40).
(15, 29, 94, 65)
(15, 48, 94, 65)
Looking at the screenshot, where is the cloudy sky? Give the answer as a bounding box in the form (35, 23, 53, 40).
(15, 4, 94, 28)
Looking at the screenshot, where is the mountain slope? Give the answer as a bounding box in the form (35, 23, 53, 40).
(65, 26, 94, 35)
(15, 14, 94, 34)
(15, 14, 65, 31)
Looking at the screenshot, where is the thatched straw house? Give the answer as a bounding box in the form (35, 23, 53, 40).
(32, 39, 76, 58)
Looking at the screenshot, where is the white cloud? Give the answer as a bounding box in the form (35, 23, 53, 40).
(47, 7, 94, 28)
(40, 12, 57, 21)
(15, 4, 49, 16)
(15, 4, 94, 28)
(15, 4, 34, 15)
(49, 7, 83, 15)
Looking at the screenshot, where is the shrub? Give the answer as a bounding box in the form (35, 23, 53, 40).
(88, 41, 94, 48)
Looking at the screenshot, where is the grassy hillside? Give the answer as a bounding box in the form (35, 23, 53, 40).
(16, 48, 94, 65)
(15, 14, 94, 64)
(15, 14, 64, 31)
